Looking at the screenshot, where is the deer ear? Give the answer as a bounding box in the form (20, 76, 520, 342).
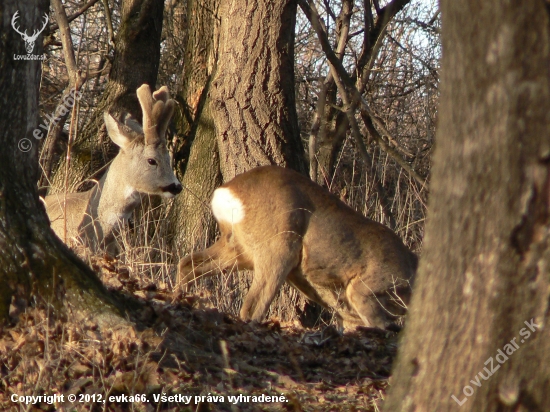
(122, 113, 143, 134)
(104, 112, 138, 151)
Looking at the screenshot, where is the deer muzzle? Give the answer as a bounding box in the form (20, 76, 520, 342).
(161, 182, 183, 196)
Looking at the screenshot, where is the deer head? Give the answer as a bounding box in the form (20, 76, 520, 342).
(103, 84, 183, 199)
(45, 84, 183, 251)
(12, 11, 48, 54)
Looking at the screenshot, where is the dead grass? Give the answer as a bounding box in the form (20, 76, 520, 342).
(0, 272, 395, 411)
(4, 152, 425, 411)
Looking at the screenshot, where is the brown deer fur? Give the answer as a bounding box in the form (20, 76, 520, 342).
(178, 166, 417, 330)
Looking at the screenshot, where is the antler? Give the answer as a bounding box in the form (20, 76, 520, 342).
(28, 14, 49, 42)
(152, 86, 175, 140)
(136, 84, 175, 145)
(11, 11, 48, 41)
(11, 11, 28, 38)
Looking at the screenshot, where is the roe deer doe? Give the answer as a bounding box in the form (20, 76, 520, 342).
(178, 166, 417, 331)
(45, 84, 182, 251)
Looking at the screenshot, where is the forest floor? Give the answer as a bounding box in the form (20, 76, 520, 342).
(0, 256, 400, 412)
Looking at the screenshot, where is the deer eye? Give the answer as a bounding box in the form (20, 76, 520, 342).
(147, 158, 157, 166)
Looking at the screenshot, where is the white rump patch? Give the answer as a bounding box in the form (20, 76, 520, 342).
(211, 187, 244, 224)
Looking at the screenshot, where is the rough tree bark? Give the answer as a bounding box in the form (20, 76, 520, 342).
(0, 0, 122, 326)
(210, 0, 306, 180)
(384, 1, 550, 411)
(48, 0, 165, 194)
(172, 0, 306, 252)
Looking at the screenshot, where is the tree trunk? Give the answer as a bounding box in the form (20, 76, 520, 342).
(315, 109, 347, 186)
(39, 0, 85, 190)
(384, 1, 550, 411)
(172, 0, 305, 252)
(48, 0, 165, 194)
(0, 0, 122, 326)
(210, 0, 306, 180)
(170, 0, 222, 253)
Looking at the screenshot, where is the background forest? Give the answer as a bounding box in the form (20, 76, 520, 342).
(8, 0, 549, 411)
(0, 0, 440, 409)
(38, 0, 437, 322)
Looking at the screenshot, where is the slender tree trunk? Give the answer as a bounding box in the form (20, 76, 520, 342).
(315, 109, 347, 185)
(210, 0, 306, 180)
(39, 0, 85, 189)
(170, 0, 222, 253)
(384, 1, 550, 410)
(308, 0, 351, 185)
(0, 0, 122, 326)
(48, 0, 165, 194)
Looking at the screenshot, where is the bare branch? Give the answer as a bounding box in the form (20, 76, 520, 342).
(102, 0, 115, 48)
(360, 107, 427, 187)
(47, 0, 101, 33)
(299, 0, 425, 226)
(51, 0, 82, 85)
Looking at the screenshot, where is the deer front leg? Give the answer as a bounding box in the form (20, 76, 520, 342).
(177, 238, 245, 292)
(177, 245, 223, 292)
(345, 276, 411, 330)
(177, 252, 204, 293)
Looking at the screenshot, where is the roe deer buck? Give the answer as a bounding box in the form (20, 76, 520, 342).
(178, 166, 417, 330)
(45, 84, 182, 251)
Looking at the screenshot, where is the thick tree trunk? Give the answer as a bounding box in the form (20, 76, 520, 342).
(210, 0, 306, 180)
(172, 0, 305, 252)
(0, 0, 122, 326)
(48, 0, 165, 194)
(384, 1, 550, 411)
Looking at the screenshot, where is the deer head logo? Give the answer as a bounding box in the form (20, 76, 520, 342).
(12, 11, 49, 54)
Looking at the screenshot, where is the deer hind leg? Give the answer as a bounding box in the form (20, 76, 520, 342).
(239, 237, 302, 322)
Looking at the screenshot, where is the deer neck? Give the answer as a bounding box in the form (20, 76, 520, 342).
(95, 156, 141, 237)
